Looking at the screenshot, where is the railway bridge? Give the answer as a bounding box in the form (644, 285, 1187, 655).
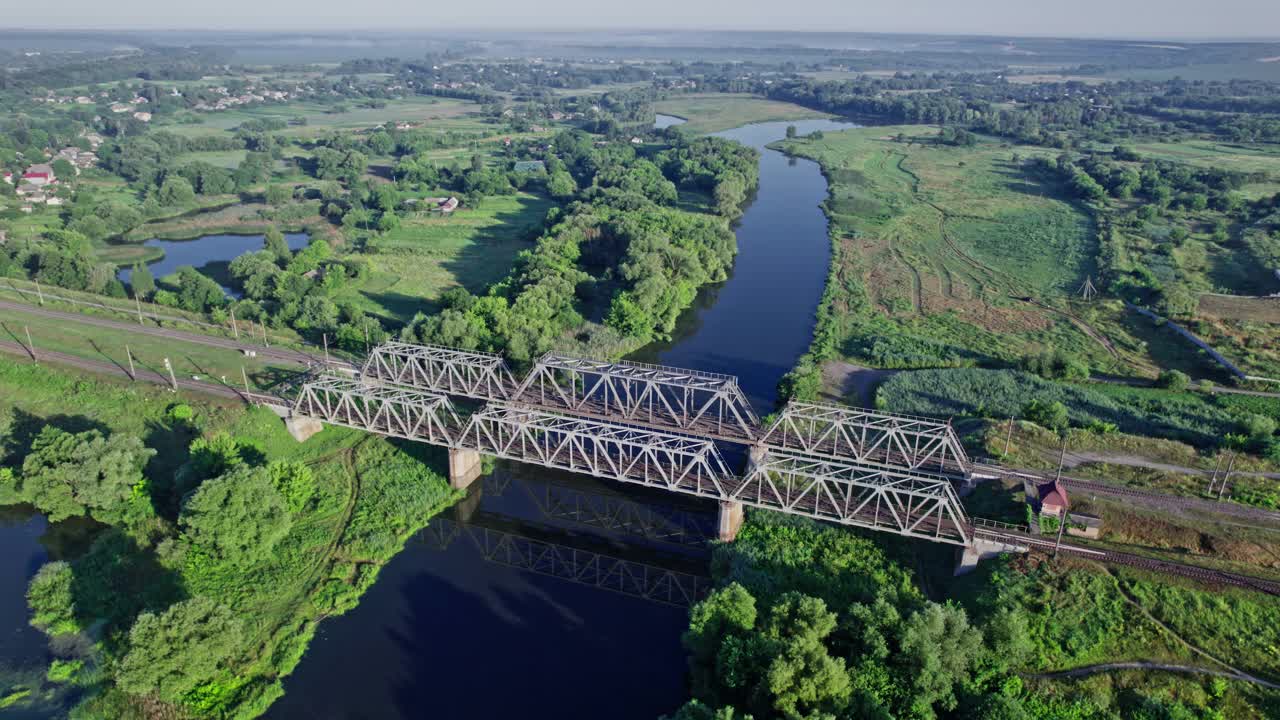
(284, 341, 1015, 568)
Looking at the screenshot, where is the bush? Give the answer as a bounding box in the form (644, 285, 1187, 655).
(46, 659, 84, 683)
(1157, 369, 1191, 391)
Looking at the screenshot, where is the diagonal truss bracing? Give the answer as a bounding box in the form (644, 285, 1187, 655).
(293, 375, 460, 445)
(458, 405, 735, 497)
(512, 353, 761, 441)
(738, 451, 971, 545)
(361, 341, 516, 400)
(760, 401, 970, 476)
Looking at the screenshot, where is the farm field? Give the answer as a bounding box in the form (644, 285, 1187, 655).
(334, 192, 554, 323)
(777, 125, 1165, 382)
(653, 93, 830, 133)
(161, 96, 487, 138)
(1110, 139, 1280, 199)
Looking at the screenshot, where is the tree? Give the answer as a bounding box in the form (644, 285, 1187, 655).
(116, 597, 244, 703)
(547, 170, 577, 200)
(17, 427, 156, 526)
(26, 562, 78, 636)
(51, 158, 75, 181)
(175, 266, 226, 313)
(897, 603, 984, 716)
(1023, 399, 1069, 434)
(1156, 369, 1190, 391)
(265, 183, 291, 206)
(156, 176, 196, 206)
(130, 263, 155, 299)
(180, 466, 292, 565)
(785, 125, 797, 139)
(263, 227, 291, 264)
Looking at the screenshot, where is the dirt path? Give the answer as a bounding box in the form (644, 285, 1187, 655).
(822, 361, 896, 407)
(892, 247, 924, 314)
(1026, 662, 1280, 688)
(1062, 449, 1280, 480)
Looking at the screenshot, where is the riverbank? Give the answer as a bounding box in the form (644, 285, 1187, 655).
(0, 361, 461, 717)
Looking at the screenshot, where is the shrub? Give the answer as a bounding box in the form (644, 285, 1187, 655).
(1157, 369, 1190, 391)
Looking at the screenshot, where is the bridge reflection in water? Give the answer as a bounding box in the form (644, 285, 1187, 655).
(417, 466, 715, 608)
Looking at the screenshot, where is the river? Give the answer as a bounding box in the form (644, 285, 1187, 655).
(0, 114, 849, 719)
(268, 114, 852, 719)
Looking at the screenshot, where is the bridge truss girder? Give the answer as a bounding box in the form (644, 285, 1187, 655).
(361, 341, 515, 400)
(293, 376, 460, 445)
(513, 353, 760, 441)
(737, 451, 971, 545)
(424, 518, 711, 607)
(458, 405, 734, 497)
(760, 401, 970, 476)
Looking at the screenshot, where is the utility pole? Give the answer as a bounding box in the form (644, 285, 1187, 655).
(230, 306, 239, 340)
(1052, 434, 1069, 559)
(34, 280, 44, 306)
(24, 326, 36, 363)
(1207, 453, 1224, 494)
(125, 344, 136, 380)
(1003, 416, 1015, 457)
(1218, 452, 1238, 500)
(364, 320, 371, 351)
(134, 291, 144, 325)
(242, 366, 252, 401)
(323, 333, 330, 366)
(260, 320, 270, 348)
(162, 357, 177, 392)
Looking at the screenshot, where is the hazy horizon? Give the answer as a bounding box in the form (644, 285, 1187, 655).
(4, 0, 1280, 43)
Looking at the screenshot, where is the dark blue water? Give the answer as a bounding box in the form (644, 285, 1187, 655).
(115, 232, 310, 296)
(269, 116, 851, 720)
(0, 515, 48, 671)
(635, 118, 853, 411)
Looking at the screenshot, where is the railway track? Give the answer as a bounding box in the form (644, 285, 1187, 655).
(0, 297, 353, 370)
(973, 462, 1280, 525)
(0, 340, 288, 406)
(975, 525, 1280, 596)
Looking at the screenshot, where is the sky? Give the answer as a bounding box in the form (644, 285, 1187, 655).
(5, 0, 1280, 40)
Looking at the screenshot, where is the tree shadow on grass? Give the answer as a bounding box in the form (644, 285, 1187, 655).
(2, 409, 111, 466)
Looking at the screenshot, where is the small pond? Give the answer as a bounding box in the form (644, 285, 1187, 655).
(114, 232, 310, 297)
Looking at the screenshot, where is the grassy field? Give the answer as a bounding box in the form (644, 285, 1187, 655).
(777, 125, 1158, 382)
(653, 93, 830, 133)
(335, 192, 553, 323)
(1110, 139, 1280, 200)
(162, 97, 488, 139)
(0, 305, 302, 393)
(173, 149, 249, 169)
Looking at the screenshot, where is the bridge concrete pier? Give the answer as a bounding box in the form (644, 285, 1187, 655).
(448, 447, 483, 490)
(285, 415, 324, 442)
(954, 539, 1010, 575)
(717, 500, 744, 542)
(746, 444, 767, 474)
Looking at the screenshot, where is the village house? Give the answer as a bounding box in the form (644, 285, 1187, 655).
(1035, 479, 1068, 517)
(133, 112, 153, 122)
(513, 160, 545, 173)
(439, 197, 459, 214)
(2, 172, 11, 185)
(110, 102, 132, 113)
(22, 164, 55, 186)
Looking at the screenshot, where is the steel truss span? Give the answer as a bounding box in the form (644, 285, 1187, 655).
(362, 341, 516, 400)
(424, 519, 710, 607)
(761, 401, 970, 476)
(293, 376, 461, 445)
(458, 405, 735, 498)
(739, 451, 971, 545)
(514, 353, 761, 441)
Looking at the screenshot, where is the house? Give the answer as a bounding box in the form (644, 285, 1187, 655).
(1065, 513, 1102, 539)
(20, 205, 33, 213)
(513, 160, 545, 173)
(438, 197, 459, 214)
(110, 102, 132, 113)
(75, 96, 93, 105)
(16, 183, 43, 196)
(630, 137, 643, 144)
(2, 172, 11, 185)
(133, 112, 153, 122)
(46, 196, 64, 206)
(23, 164, 55, 186)
(1036, 479, 1069, 518)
